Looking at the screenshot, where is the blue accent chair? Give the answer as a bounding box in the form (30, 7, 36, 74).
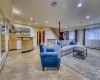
(40, 42, 61, 71)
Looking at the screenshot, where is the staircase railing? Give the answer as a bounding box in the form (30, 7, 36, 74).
(50, 28, 59, 40)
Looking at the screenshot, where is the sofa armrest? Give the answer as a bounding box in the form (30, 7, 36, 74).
(54, 45, 61, 54)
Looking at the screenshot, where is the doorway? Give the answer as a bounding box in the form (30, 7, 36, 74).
(37, 29, 45, 46)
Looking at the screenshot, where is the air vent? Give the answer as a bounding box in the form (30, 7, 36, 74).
(80, 22, 83, 24)
(51, 1, 57, 7)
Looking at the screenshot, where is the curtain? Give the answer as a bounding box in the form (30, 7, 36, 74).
(75, 30, 77, 42)
(66, 31, 69, 40)
(85, 27, 100, 48)
(85, 27, 100, 40)
(83, 29, 85, 45)
(66, 30, 77, 42)
(69, 30, 75, 41)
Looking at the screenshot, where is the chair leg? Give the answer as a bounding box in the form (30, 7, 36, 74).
(57, 67, 59, 70)
(43, 67, 45, 71)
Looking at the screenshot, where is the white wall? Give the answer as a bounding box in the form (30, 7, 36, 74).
(45, 28, 56, 46)
(77, 29, 84, 45)
(30, 27, 37, 47)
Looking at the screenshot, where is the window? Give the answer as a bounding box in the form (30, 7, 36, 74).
(69, 30, 75, 40)
(85, 27, 100, 40)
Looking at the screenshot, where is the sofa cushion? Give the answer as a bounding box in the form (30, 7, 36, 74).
(66, 40, 71, 45)
(57, 41, 61, 45)
(57, 41, 62, 48)
(61, 45, 74, 52)
(60, 40, 67, 46)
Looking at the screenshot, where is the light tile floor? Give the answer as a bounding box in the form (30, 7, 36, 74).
(0, 47, 88, 80)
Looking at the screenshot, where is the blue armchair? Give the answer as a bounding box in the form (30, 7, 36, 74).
(40, 43, 61, 71)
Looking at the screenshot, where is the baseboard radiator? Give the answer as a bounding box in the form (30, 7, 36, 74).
(85, 40, 100, 49)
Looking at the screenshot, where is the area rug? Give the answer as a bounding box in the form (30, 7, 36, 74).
(61, 52, 100, 80)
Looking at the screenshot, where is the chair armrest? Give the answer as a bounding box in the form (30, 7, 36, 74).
(46, 48, 55, 52)
(57, 55, 61, 67)
(41, 52, 58, 57)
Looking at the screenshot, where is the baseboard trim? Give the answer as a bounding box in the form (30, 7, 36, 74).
(21, 49, 33, 53)
(1, 50, 6, 52)
(86, 46, 100, 50)
(9, 49, 17, 51)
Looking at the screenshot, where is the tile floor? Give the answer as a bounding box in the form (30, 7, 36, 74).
(0, 47, 88, 80)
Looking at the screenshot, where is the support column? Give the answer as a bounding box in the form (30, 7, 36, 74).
(59, 21, 60, 40)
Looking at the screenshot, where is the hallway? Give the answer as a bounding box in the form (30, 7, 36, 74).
(0, 48, 88, 80)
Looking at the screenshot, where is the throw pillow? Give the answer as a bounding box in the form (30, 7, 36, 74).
(70, 41, 76, 45)
(57, 41, 62, 48)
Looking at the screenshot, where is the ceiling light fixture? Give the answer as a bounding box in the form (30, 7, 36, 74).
(35, 22, 37, 24)
(78, 3, 82, 7)
(46, 21, 48, 23)
(13, 9, 20, 14)
(17, 11, 19, 14)
(86, 16, 90, 19)
(18, 21, 20, 23)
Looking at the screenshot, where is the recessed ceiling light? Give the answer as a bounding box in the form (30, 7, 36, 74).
(46, 21, 48, 23)
(90, 22, 93, 23)
(17, 11, 19, 14)
(30, 18, 33, 20)
(86, 16, 90, 19)
(35, 22, 38, 24)
(13, 9, 20, 14)
(78, 3, 82, 7)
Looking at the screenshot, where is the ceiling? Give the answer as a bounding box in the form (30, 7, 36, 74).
(0, 0, 13, 22)
(12, 0, 100, 29)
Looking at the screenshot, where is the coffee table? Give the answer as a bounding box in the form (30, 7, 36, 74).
(73, 47, 87, 60)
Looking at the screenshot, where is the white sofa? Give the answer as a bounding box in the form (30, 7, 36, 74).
(54, 40, 86, 57)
